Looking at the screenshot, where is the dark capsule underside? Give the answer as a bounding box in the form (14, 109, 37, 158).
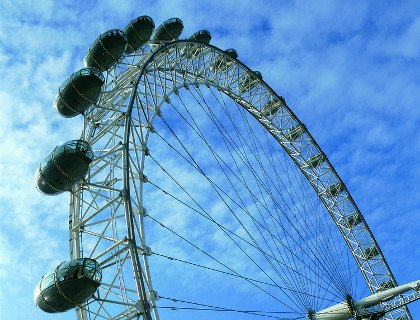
(55, 68, 104, 117)
(84, 29, 128, 71)
(35, 277, 99, 313)
(36, 140, 93, 195)
(125, 15, 155, 53)
(152, 18, 184, 42)
(35, 258, 101, 313)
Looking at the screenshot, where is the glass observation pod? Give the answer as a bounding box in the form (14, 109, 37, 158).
(124, 15, 155, 54)
(238, 70, 263, 94)
(225, 48, 238, 59)
(190, 29, 212, 44)
(34, 258, 102, 313)
(210, 48, 238, 72)
(182, 30, 212, 58)
(84, 29, 128, 71)
(54, 67, 105, 117)
(151, 17, 184, 42)
(35, 140, 94, 195)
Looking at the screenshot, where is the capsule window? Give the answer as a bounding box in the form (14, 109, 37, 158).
(40, 272, 55, 291)
(40, 158, 50, 170)
(34, 280, 42, 299)
(56, 264, 69, 282)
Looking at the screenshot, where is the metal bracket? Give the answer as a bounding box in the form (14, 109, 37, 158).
(139, 173, 148, 183)
(142, 246, 152, 256)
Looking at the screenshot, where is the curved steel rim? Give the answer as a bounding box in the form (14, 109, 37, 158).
(122, 40, 410, 320)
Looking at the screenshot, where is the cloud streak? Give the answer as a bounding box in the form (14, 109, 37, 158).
(0, 0, 418, 319)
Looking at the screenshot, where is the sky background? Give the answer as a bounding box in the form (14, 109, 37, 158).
(0, 0, 419, 319)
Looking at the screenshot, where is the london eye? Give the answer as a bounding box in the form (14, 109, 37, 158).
(33, 15, 419, 320)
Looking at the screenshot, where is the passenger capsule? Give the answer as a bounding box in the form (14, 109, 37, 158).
(210, 49, 238, 72)
(182, 30, 212, 58)
(190, 30, 211, 44)
(238, 71, 262, 94)
(35, 140, 93, 195)
(377, 279, 394, 292)
(261, 96, 285, 117)
(54, 67, 104, 117)
(361, 245, 379, 260)
(285, 124, 305, 141)
(151, 18, 184, 42)
(124, 15, 155, 54)
(84, 29, 128, 71)
(325, 182, 344, 198)
(345, 212, 363, 227)
(34, 258, 101, 313)
(225, 48, 238, 59)
(308, 153, 325, 168)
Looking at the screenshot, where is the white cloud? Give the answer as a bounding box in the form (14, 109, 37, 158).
(0, 0, 419, 319)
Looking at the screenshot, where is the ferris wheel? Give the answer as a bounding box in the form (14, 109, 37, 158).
(33, 15, 419, 320)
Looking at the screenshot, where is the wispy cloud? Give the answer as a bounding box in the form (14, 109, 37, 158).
(0, 0, 418, 319)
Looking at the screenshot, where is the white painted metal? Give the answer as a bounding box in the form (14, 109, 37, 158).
(354, 280, 419, 309)
(67, 40, 414, 319)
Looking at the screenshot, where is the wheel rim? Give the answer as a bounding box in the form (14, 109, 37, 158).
(68, 41, 411, 320)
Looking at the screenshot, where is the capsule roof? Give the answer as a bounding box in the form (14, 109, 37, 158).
(84, 29, 128, 71)
(151, 18, 184, 42)
(54, 67, 104, 117)
(124, 15, 155, 53)
(34, 258, 101, 313)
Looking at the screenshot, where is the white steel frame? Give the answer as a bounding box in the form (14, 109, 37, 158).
(68, 41, 412, 320)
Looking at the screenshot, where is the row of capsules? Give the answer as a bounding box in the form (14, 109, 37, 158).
(33, 15, 222, 314)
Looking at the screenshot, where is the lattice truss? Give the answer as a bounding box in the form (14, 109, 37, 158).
(66, 41, 413, 320)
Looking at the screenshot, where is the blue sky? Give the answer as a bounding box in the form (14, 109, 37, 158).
(0, 0, 419, 319)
